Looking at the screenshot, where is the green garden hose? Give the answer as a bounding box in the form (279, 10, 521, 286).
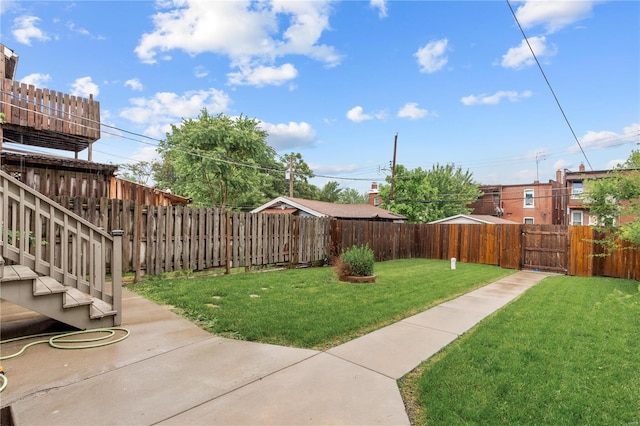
(0, 327, 130, 393)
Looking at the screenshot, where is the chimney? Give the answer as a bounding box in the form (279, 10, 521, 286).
(556, 169, 563, 185)
(579, 163, 585, 172)
(368, 182, 380, 206)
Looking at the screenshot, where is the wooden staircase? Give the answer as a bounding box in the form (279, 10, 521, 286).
(0, 170, 123, 330)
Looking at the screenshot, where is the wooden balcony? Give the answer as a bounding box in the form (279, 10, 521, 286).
(0, 77, 100, 155)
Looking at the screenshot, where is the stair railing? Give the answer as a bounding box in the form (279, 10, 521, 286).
(0, 169, 122, 325)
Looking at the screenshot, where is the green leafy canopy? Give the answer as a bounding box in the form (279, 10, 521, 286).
(378, 163, 480, 223)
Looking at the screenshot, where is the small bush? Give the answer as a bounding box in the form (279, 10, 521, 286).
(338, 244, 375, 277)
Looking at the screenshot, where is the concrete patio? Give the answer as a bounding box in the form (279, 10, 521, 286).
(0, 270, 552, 425)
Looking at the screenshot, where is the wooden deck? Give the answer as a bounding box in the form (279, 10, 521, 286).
(0, 77, 100, 154)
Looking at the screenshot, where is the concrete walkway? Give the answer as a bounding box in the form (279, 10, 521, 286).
(0, 270, 552, 425)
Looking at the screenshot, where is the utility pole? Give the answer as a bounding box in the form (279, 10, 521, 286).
(390, 133, 398, 201)
(289, 154, 294, 197)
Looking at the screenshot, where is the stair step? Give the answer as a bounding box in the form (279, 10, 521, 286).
(63, 287, 93, 308)
(1, 265, 38, 282)
(90, 298, 117, 319)
(33, 276, 67, 295)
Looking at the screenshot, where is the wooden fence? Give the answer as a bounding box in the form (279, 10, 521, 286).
(333, 221, 639, 280)
(47, 197, 639, 281)
(51, 197, 331, 275)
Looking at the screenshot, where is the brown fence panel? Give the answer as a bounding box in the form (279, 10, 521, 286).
(591, 230, 640, 280)
(41, 198, 640, 280)
(568, 226, 594, 276)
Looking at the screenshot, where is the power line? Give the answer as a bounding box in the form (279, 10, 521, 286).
(505, 0, 593, 170)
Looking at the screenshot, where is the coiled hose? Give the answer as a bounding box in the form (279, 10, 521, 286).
(0, 327, 130, 393)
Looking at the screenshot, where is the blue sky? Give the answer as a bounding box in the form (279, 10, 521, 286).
(1, 0, 638, 195)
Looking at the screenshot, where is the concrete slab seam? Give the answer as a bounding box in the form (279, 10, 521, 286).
(323, 350, 407, 381)
(155, 350, 324, 424)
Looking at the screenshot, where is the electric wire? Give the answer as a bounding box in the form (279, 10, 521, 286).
(505, 0, 594, 171)
(2, 95, 636, 182)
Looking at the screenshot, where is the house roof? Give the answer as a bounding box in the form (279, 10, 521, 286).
(251, 196, 406, 221)
(429, 214, 519, 225)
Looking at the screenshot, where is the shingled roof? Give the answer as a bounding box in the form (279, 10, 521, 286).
(251, 196, 406, 222)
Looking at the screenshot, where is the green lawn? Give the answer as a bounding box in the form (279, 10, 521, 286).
(400, 275, 640, 425)
(128, 259, 514, 349)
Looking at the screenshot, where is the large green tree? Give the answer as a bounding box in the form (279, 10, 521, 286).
(273, 152, 319, 199)
(584, 150, 640, 249)
(318, 181, 342, 202)
(338, 187, 368, 204)
(155, 110, 277, 209)
(118, 160, 157, 186)
(379, 163, 480, 223)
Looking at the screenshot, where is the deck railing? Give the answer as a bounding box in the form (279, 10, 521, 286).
(0, 169, 122, 325)
(0, 77, 100, 141)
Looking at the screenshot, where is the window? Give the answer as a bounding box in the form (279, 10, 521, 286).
(373, 196, 380, 206)
(524, 217, 534, 224)
(572, 182, 583, 197)
(571, 211, 583, 226)
(524, 189, 534, 208)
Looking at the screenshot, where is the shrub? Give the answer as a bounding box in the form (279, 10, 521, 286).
(338, 244, 375, 277)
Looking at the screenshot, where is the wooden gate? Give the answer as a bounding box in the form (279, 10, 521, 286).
(521, 225, 568, 273)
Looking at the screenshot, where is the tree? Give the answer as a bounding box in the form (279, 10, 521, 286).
(155, 109, 276, 209)
(338, 188, 368, 204)
(273, 152, 319, 199)
(318, 181, 342, 202)
(379, 163, 480, 223)
(118, 160, 157, 186)
(584, 150, 640, 250)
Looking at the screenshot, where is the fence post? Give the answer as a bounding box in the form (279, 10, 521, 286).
(225, 211, 231, 274)
(111, 229, 123, 326)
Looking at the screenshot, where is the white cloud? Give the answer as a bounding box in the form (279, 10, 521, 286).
(415, 38, 449, 74)
(194, 66, 209, 78)
(129, 146, 161, 163)
(346, 106, 387, 123)
(347, 106, 371, 123)
(501, 36, 557, 69)
(66, 22, 88, 36)
(397, 102, 428, 119)
(606, 158, 628, 169)
(13, 15, 50, 45)
(70, 77, 99, 98)
(569, 123, 640, 154)
(259, 121, 317, 150)
(124, 78, 144, 91)
(553, 159, 572, 171)
(515, 0, 595, 34)
(461, 90, 532, 106)
(370, 0, 388, 19)
(227, 63, 298, 87)
(0, 1, 18, 15)
(20, 73, 51, 88)
(134, 0, 340, 86)
(119, 88, 231, 136)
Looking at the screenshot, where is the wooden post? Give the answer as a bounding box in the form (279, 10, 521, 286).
(133, 202, 142, 282)
(390, 133, 398, 201)
(289, 154, 293, 197)
(111, 230, 123, 326)
(225, 210, 231, 274)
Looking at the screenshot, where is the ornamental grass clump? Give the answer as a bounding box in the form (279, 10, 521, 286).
(338, 244, 375, 277)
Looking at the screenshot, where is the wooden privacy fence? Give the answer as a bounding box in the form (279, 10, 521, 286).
(51, 197, 331, 275)
(46, 197, 639, 281)
(332, 221, 639, 280)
